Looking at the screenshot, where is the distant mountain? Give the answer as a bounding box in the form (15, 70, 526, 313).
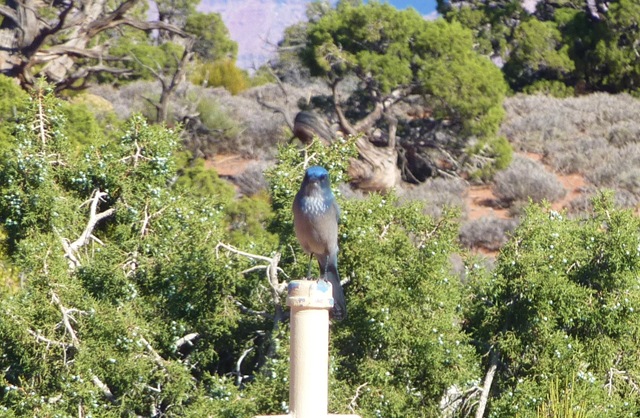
(198, 0, 312, 70)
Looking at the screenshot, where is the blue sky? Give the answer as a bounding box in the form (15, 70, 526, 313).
(369, 0, 438, 15)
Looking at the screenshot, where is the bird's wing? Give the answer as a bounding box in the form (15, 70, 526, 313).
(332, 199, 341, 224)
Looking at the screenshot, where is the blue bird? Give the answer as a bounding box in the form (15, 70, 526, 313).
(292, 166, 346, 320)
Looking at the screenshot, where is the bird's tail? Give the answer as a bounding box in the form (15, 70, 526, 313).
(319, 253, 347, 321)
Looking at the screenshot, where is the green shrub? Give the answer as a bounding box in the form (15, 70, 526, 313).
(174, 154, 235, 202)
(459, 217, 519, 251)
(266, 139, 480, 416)
(0, 75, 28, 153)
(468, 135, 513, 181)
(523, 80, 575, 98)
(0, 86, 274, 416)
(466, 193, 640, 416)
(190, 59, 249, 95)
(195, 95, 242, 139)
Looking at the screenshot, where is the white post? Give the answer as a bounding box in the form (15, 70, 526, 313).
(255, 279, 361, 418)
(288, 279, 332, 417)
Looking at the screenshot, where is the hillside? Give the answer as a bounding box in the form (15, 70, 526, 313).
(185, 86, 640, 254)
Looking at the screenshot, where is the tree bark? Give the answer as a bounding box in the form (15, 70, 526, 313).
(157, 39, 194, 123)
(0, 0, 188, 89)
(475, 348, 499, 418)
(348, 117, 400, 191)
(331, 81, 401, 192)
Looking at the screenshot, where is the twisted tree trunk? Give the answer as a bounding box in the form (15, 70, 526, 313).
(332, 81, 401, 192)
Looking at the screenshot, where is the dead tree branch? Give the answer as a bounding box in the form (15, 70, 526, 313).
(42, 290, 117, 404)
(174, 333, 199, 350)
(92, 375, 117, 403)
(50, 291, 85, 348)
(234, 347, 254, 386)
(256, 91, 294, 131)
(348, 382, 369, 413)
(215, 242, 287, 321)
(59, 189, 114, 270)
(27, 328, 72, 349)
(215, 241, 288, 362)
(139, 336, 166, 369)
(475, 348, 499, 418)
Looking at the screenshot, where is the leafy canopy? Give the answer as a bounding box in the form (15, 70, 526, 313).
(302, 1, 506, 135)
(295, 0, 509, 180)
(440, 0, 640, 95)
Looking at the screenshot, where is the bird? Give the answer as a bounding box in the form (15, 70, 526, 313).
(292, 165, 346, 320)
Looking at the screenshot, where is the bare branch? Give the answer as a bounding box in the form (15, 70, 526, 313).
(386, 115, 397, 149)
(34, 87, 50, 147)
(39, 46, 128, 61)
(0, 5, 19, 25)
(216, 242, 280, 265)
(174, 333, 199, 350)
(60, 189, 114, 269)
(475, 348, 499, 418)
(89, 14, 188, 38)
(353, 101, 385, 133)
(59, 64, 133, 92)
(91, 375, 117, 403)
(234, 347, 254, 386)
(256, 92, 294, 131)
(232, 297, 272, 320)
(27, 329, 73, 349)
(348, 382, 369, 413)
(139, 336, 166, 368)
(156, 37, 194, 122)
(140, 204, 170, 237)
(51, 291, 85, 347)
(77, 190, 114, 236)
(331, 80, 356, 136)
(120, 135, 150, 166)
(21, 288, 116, 404)
(85, 0, 141, 38)
(215, 242, 288, 334)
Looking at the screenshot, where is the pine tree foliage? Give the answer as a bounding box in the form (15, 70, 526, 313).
(0, 89, 484, 416)
(466, 194, 640, 416)
(0, 82, 278, 416)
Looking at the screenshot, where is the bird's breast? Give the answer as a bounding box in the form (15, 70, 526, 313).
(300, 196, 329, 216)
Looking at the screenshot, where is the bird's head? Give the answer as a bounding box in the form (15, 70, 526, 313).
(302, 166, 331, 194)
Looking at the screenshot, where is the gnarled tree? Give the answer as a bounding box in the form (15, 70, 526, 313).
(280, 0, 508, 191)
(0, 0, 188, 90)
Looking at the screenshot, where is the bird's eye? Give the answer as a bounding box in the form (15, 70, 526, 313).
(319, 173, 327, 180)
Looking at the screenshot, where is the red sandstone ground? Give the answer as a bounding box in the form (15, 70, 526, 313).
(209, 151, 589, 222)
(466, 152, 587, 221)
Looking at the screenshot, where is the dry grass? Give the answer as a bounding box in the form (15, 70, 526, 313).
(459, 217, 520, 251)
(398, 177, 468, 219)
(500, 93, 640, 204)
(493, 155, 566, 206)
(90, 80, 332, 159)
(230, 160, 270, 197)
(501, 93, 640, 153)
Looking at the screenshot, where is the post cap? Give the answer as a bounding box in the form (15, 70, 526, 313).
(287, 279, 334, 308)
